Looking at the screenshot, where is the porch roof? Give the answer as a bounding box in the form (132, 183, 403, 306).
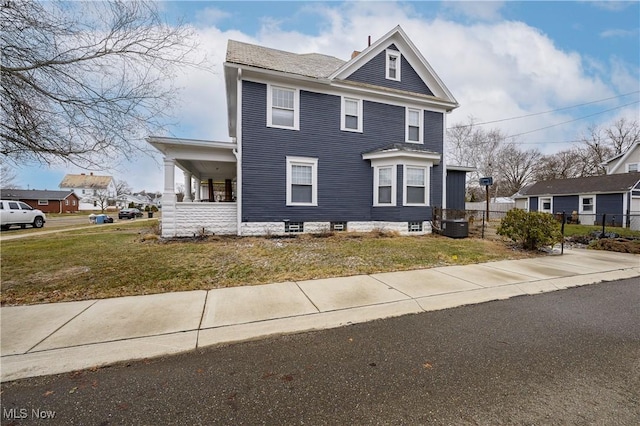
(147, 136, 237, 182)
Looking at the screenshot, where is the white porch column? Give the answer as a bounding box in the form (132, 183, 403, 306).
(193, 177, 201, 202)
(184, 172, 193, 202)
(162, 158, 177, 237)
(164, 158, 176, 199)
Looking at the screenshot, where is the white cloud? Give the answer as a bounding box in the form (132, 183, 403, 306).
(600, 28, 640, 38)
(195, 7, 232, 26)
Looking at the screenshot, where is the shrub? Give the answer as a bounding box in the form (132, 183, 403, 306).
(497, 209, 562, 250)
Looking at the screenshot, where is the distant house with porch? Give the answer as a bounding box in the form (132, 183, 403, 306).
(513, 173, 640, 229)
(59, 173, 116, 211)
(0, 189, 79, 213)
(148, 26, 470, 237)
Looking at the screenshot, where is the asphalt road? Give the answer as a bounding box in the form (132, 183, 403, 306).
(1, 278, 638, 425)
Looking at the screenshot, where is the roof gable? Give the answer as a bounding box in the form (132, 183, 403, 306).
(329, 26, 457, 107)
(602, 142, 640, 174)
(521, 173, 640, 197)
(345, 43, 435, 97)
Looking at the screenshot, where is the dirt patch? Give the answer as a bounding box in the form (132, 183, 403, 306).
(30, 266, 91, 284)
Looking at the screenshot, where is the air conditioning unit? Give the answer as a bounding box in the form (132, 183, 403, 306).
(441, 219, 468, 238)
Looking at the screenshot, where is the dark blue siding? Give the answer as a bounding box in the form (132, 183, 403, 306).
(595, 193, 623, 226)
(530, 197, 539, 212)
(552, 195, 578, 215)
(346, 44, 434, 96)
(446, 170, 467, 210)
(241, 81, 443, 223)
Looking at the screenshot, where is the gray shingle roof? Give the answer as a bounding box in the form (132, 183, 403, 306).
(1, 189, 76, 200)
(521, 172, 640, 196)
(226, 40, 346, 78)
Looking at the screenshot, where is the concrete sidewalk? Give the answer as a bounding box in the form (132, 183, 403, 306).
(1, 249, 638, 382)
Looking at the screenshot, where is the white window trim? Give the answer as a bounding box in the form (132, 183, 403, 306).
(539, 197, 553, 213)
(579, 194, 596, 213)
(373, 164, 397, 207)
(627, 162, 639, 173)
(385, 49, 401, 81)
(286, 156, 318, 206)
(405, 107, 423, 144)
(267, 85, 300, 130)
(403, 165, 430, 206)
(38, 200, 49, 205)
(340, 97, 363, 133)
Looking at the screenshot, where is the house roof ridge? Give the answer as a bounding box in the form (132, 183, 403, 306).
(521, 172, 640, 196)
(226, 39, 346, 79)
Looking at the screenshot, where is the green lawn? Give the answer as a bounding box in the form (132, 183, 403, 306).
(1, 223, 535, 306)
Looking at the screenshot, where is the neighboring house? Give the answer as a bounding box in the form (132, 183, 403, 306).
(513, 173, 640, 229)
(59, 173, 116, 211)
(148, 26, 468, 237)
(0, 189, 79, 213)
(601, 142, 640, 175)
(116, 193, 152, 209)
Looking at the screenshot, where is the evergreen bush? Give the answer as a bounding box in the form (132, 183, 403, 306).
(497, 209, 562, 250)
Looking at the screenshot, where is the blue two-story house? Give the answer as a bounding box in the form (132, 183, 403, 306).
(149, 26, 464, 237)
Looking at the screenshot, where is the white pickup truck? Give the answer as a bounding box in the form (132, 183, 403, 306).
(0, 200, 47, 230)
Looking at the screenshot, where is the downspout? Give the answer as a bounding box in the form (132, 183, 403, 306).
(235, 67, 243, 236)
(441, 111, 448, 210)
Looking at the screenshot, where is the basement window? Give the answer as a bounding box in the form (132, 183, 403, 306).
(331, 222, 347, 232)
(285, 222, 304, 233)
(408, 222, 423, 232)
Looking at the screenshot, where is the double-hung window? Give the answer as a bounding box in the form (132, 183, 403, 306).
(268, 85, 299, 130)
(341, 97, 362, 132)
(286, 157, 318, 206)
(406, 108, 422, 143)
(374, 165, 396, 206)
(540, 197, 552, 213)
(404, 166, 427, 205)
(580, 195, 595, 213)
(628, 163, 639, 172)
(386, 50, 401, 81)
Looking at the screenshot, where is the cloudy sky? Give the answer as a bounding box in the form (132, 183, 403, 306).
(12, 0, 640, 193)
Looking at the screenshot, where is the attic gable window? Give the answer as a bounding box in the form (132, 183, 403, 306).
(386, 50, 401, 81)
(267, 85, 299, 130)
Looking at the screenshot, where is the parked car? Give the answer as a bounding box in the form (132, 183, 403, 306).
(118, 208, 143, 219)
(0, 200, 47, 230)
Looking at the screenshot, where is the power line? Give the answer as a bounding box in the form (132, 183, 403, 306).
(447, 90, 640, 130)
(506, 99, 640, 140)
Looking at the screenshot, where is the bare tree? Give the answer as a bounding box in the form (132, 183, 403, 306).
(1, 0, 202, 167)
(604, 117, 639, 155)
(447, 117, 507, 199)
(93, 188, 114, 213)
(0, 160, 18, 188)
(115, 179, 132, 196)
(534, 148, 584, 181)
(495, 144, 541, 196)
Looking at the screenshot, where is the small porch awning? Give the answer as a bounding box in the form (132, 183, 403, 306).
(362, 142, 441, 163)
